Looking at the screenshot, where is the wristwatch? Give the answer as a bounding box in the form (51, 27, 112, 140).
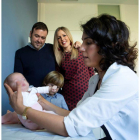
(22, 107, 31, 120)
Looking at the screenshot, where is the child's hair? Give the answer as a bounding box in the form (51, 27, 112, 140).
(43, 71, 64, 88)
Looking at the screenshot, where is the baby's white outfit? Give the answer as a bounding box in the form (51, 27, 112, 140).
(22, 86, 49, 107)
(17, 86, 57, 130)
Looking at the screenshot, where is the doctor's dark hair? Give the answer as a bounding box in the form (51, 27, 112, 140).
(81, 14, 138, 72)
(31, 22, 48, 34)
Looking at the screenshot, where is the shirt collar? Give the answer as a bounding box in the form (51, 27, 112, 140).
(28, 43, 45, 50)
(46, 93, 57, 98)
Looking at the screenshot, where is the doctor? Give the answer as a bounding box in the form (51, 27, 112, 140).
(5, 14, 138, 140)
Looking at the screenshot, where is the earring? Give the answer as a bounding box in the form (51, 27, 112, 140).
(58, 47, 61, 51)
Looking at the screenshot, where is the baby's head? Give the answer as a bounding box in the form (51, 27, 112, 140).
(43, 71, 64, 96)
(4, 72, 29, 92)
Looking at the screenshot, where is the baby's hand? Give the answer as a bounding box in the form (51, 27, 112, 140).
(52, 85, 57, 90)
(51, 85, 57, 92)
(48, 84, 58, 93)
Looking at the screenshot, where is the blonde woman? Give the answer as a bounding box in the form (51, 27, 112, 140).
(53, 27, 94, 110)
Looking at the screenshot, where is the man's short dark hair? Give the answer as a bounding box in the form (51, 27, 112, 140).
(31, 22, 48, 34)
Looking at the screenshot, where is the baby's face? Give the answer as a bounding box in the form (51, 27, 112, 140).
(11, 73, 29, 92)
(47, 83, 59, 96)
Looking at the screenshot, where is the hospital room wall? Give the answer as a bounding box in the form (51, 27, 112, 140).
(2, 0, 38, 115)
(120, 5, 139, 75)
(38, 3, 138, 75)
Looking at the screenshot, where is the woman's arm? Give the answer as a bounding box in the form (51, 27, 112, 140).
(25, 108, 68, 136)
(37, 94, 70, 116)
(4, 82, 69, 136)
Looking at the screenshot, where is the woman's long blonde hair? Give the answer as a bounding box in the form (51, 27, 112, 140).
(53, 27, 78, 66)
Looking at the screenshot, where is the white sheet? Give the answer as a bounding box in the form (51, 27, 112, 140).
(2, 124, 97, 140)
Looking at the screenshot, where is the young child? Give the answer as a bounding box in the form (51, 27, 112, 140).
(2, 72, 57, 130)
(41, 71, 69, 110)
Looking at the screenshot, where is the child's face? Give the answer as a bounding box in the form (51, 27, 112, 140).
(47, 83, 59, 96)
(11, 73, 29, 92)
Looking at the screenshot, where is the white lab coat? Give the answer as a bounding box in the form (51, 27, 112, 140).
(64, 62, 138, 139)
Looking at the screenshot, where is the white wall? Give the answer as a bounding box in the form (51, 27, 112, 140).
(120, 5, 139, 75)
(38, 3, 98, 44)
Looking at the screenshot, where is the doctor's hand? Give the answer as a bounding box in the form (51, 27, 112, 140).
(4, 82, 25, 115)
(37, 93, 56, 113)
(36, 93, 46, 103)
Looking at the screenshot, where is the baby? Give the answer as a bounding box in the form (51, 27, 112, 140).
(41, 71, 68, 110)
(2, 72, 57, 130)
